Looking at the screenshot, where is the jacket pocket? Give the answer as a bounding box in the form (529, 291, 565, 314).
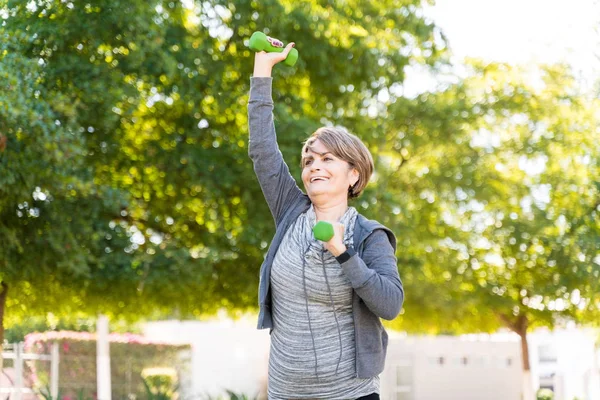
(357, 301, 385, 354)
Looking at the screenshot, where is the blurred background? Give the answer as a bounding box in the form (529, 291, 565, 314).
(0, 0, 599, 399)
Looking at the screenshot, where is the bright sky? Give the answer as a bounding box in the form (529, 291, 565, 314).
(403, 0, 600, 96)
(426, 0, 599, 67)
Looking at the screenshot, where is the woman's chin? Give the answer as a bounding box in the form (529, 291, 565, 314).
(307, 188, 346, 202)
(307, 189, 328, 199)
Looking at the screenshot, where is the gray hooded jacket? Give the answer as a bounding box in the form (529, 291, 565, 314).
(248, 77, 404, 379)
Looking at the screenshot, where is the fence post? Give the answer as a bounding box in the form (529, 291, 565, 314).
(97, 314, 112, 400)
(51, 342, 60, 399)
(14, 342, 23, 400)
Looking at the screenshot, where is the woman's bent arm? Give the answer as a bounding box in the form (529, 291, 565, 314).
(339, 230, 404, 320)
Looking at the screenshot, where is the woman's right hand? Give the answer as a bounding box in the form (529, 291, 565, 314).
(253, 42, 295, 77)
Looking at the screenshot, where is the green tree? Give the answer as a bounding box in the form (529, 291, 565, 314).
(0, 0, 445, 354)
(380, 61, 600, 399)
(0, 23, 136, 367)
(2, 3, 598, 400)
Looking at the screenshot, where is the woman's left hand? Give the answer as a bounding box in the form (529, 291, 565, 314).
(321, 221, 347, 257)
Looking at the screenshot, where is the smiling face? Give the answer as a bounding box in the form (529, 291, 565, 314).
(301, 139, 359, 202)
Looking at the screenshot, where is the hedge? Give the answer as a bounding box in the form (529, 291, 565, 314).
(24, 331, 191, 400)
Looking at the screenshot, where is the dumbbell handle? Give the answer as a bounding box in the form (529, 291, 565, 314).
(249, 31, 299, 67)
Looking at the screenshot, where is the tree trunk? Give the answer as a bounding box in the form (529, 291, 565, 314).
(0, 282, 8, 373)
(499, 313, 534, 400)
(515, 316, 534, 400)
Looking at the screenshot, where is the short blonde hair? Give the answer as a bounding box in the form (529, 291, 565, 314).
(301, 127, 374, 199)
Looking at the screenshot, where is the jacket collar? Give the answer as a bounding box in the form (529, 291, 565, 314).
(295, 194, 397, 251)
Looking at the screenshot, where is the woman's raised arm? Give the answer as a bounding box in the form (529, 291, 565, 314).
(247, 43, 304, 224)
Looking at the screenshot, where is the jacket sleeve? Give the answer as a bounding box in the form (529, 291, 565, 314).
(339, 229, 404, 320)
(247, 77, 303, 224)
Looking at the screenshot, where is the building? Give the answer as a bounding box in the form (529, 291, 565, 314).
(528, 326, 600, 400)
(381, 332, 522, 400)
(143, 318, 600, 400)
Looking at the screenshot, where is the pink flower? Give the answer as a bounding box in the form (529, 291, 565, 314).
(24, 330, 185, 347)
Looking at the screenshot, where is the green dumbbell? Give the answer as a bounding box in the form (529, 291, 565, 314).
(249, 31, 299, 67)
(313, 221, 334, 242)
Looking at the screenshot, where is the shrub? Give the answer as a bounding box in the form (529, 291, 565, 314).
(142, 367, 178, 400)
(537, 388, 554, 400)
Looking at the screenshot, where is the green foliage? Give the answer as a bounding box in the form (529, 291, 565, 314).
(142, 370, 178, 400)
(537, 388, 554, 400)
(36, 386, 93, 400)
(36, 386, 62, 400)
(224, 391, 257, 400)
(0, 0, 598, 353)
(4, 314, 141, 343)
(0, 0, 446, 331)
(386, 62, 600, 335)
(204, 391, 258, 400)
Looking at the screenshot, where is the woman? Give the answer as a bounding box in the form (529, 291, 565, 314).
(248, 40, 404, 400)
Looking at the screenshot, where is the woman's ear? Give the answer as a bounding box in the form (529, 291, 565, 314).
(350, 168, 359, 187)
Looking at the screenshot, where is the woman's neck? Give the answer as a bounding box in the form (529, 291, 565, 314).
(313, 199, 349, 222)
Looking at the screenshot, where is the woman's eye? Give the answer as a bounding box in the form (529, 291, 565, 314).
(324, 157, 332, 161)
(304, 159, 312, 165)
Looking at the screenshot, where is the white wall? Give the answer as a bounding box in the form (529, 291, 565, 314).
(528, 326, 600, 400)
(143, 319, 600, 400)
(143, 317, 270, 399)
(382, 333, 523, 400)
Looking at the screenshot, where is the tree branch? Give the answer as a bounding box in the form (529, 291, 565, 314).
(496, 312, 518, 332)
